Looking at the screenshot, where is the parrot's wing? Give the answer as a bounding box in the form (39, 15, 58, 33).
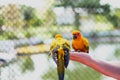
(64, 51, 70, 68)
(83, 38, 89, 53)
(62, 43, 70, 68)
(49, 40, 59, 55)
(84, 45, 89, 53)
(52, 45, 60, 65)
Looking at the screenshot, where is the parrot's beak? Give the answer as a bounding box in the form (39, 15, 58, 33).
(73, 34, 77, 39)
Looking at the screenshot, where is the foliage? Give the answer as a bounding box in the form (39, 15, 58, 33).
(55, 0, 111, 30)
(106, 9, 120, 28)
(114, 48, 120, 59)
(114, 8, 120, 18)
(100, 4, 111, 15)
(20, 56, 34, 73)
(0, 27, 36, 40)
(0, 4, 46, 40)
(94, 5, 120, 29)
(79, 0, 100, 8)
(42, 8, 56, 26)
(0, 15, 4, 34)
(0, 2, 119, 40)
(0, 16, 4, 27)
(21, 5, 42, 27)
(0, 31, 18, 39)
(95, 15, 108, 22)
(58, 0, 101, 8)
(2, 4, 22, 30)
(24, 29, 35, 38)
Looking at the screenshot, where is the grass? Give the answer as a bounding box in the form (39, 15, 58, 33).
(42, 62, 102, 80)
(114, 48, 120, 59)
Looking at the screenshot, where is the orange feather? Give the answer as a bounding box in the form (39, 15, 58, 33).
(72, 30, 89, 53)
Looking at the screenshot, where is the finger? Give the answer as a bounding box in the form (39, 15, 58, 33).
(70, 52, 91, 63)
(70, 53, 82, 62)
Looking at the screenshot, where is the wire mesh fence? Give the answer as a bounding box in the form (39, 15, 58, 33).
(0, 0, 120, 80)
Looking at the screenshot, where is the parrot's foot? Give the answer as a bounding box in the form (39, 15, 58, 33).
(77, 50, 81, 52)
(71, 51, 75, 52)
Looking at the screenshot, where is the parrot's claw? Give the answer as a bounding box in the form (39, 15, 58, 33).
(71, 51, 75, 52)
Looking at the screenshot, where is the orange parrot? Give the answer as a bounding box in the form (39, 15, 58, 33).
(72, 30, 89, 53)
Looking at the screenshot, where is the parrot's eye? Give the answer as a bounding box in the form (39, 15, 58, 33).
(73, 34, 77, 39)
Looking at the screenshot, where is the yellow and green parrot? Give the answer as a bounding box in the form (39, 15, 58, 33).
(49, 34, 70, 80)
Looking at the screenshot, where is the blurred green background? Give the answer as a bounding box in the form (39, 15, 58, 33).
(0, 0, 120, 80)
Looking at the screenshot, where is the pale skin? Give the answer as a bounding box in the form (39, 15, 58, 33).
(70, 52, 120, 80)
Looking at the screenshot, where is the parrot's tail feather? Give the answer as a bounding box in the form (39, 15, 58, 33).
(58, 73, 64, 80)
(64, 50, 70, 68)
(57, 58, 65, 80)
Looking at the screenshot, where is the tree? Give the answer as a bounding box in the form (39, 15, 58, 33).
(0, 16, 4, 34)
(2, 4, 22, 31)
(0, 16, 4, 27)
(106, 9, 120, 29)
(55, 0, 110, 30)
(42, 8, 56, 26)
(56, 0, 82, 29)
(21, 5, 42, 28)
(0, 7, 4, 28)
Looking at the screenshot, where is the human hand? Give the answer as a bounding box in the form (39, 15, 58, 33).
(70, 51, 120, 80)
(70, 52, 92, 65)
